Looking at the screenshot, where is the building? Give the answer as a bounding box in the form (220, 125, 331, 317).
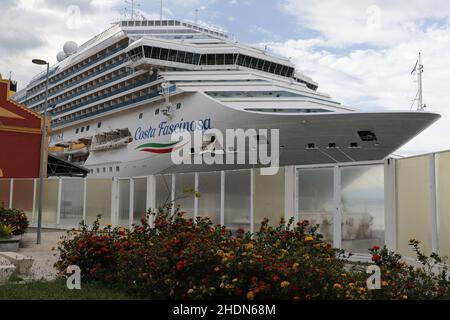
(0, 77, 45, 179)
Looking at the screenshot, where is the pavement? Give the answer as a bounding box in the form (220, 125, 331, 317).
(16, 229, 67, 281)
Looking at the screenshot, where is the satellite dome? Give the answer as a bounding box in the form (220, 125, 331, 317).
(56, 51, 67, 62)
(63, 41, 78, 56)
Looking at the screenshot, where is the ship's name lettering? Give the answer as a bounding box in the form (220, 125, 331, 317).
(135, 118, 212, 141)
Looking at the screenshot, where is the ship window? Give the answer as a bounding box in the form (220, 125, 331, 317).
(176, 103, 181, 110)
(155, 109, 160, 115)
(139, 113, 143, 119)
(98, 122, 102, 128)
(75, 128, 79, 134)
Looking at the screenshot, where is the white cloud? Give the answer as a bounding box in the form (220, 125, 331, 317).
(0, 0, 121, 89)
(269, 0, 450, 155)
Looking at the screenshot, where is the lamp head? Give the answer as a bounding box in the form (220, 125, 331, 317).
(32, 59, 48, 66)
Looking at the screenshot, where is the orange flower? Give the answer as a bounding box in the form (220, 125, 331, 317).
(246, 291, 255, 300)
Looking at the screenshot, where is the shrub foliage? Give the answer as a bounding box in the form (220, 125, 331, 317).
(0, 207, 29, 236)
(55, 207, 450, 300)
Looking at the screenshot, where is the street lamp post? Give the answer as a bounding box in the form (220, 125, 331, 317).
(32, 59, 50, 245)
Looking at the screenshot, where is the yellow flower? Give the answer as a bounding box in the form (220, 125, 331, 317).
(106, 224, 112, 228)
(382, 281, 388, 287)
(293, 262, 299, 269)
(402, 295, 408, 300)
(216, 250, 224, 257)
(280, 281, 290, 288)
(333, 283, 343, 289)
(220, 282, 225, 289)
(245, 243, 254, 251)
(246, 291, 255, 300)
(305, 236, 314, 241)
(214, 267, 220, 272)
(232, 278, 239, 283)
(187, 289, 194, 294)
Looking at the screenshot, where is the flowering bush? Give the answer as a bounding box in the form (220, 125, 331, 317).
(55, 207, 450, 300)
(0, 207, 29, 235)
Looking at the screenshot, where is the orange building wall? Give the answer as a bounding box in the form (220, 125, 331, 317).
(0, 79, 45, 178)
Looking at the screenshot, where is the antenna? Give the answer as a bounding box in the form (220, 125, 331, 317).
(160, 0, 163, 22)
(195, 8, 199, 25)
(124, 0, 141, 20)
(411, 52, 426, 111)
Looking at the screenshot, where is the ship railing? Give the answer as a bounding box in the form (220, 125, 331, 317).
(26, 45, 128, 98)
(28, 59, 128, 109)
(48, 71, 133, 112)
(51, 79, 154, 117)
(53, 86, 176, 128)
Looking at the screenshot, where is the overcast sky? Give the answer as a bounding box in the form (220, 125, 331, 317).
(1, 0, 449, 156)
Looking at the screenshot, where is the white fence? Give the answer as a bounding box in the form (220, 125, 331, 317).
(1, 150, 450, 259)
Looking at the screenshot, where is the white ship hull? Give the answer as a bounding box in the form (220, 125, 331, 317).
(50, 91, 439, 178)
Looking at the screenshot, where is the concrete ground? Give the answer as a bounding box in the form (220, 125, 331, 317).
(16, 229, 67, 280)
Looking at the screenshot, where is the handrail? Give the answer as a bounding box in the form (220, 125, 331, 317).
(52, 86, 176, 128)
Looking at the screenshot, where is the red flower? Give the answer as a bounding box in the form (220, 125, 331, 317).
(372, 254, 381, 262)
(272, 275, 280, 282)
(372, 245, 380, 251)
(176, 260, 188, 271)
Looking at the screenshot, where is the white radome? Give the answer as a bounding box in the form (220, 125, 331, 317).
(63, 41, 79, 56)
(56, 51, 67, 62)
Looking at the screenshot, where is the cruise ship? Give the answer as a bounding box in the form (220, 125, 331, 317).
(13, 18, 440, 177)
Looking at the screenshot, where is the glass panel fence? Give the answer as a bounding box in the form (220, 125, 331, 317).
(35, 179, 58, 225)
(12, 179, 35, 222)
(341, 165, 385, 254)
(254, 168, 285, 231)
(298, 168, 334, 243)
(0, 180, 11, 208)
(118, 179, 130, 226)
(60, 179, 84, 226)
(86, 179, 112, 225)
(133, 178, 147, 225)
(225, 170, 251, 232)
(174, 173, 195, 219)
(198, 172, 221, 225)
(155, 175, 172, 210)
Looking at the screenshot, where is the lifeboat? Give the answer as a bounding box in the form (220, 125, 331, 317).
(49, 142, 89, 157)
(90, 128, 133, 152)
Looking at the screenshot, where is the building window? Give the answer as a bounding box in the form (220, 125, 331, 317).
(139, 113, 143, 119)
(176, 103, 181, 110)
(109, 167, 113, 172)
(98, 122, 102, 128)
(155, 109, 160, 115)
(96, 168, 100, 173)
(75, 128, 79, 134)
(103, 168, 106, 173)
(116, 166, 120, 172)
(86, 125, 90, 131)
(80, 127, 84, 133)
